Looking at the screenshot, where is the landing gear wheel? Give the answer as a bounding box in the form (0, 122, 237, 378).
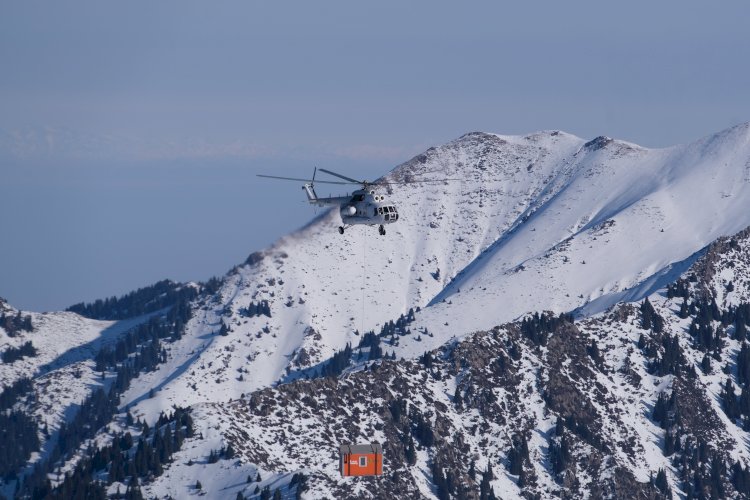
(338, 226, 345, 235)
(379, 225, 386, 236)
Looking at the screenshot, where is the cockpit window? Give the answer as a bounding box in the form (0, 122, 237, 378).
(353, 194, 365, 202)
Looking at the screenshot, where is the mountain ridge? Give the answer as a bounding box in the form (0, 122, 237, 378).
(141, 222, 750, 499)
(3, 122, 750, 498)
(6, 122, 750, 403)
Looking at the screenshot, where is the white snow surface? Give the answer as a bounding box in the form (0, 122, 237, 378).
(162, 228, 750, 499)
(116, 123, 750, 419)
(4, 123, 750, 425)
(0, 308, 157, 432)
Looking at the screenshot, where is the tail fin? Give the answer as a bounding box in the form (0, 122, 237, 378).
(302, 167, 319, 202)
(302, 183, 318, 202)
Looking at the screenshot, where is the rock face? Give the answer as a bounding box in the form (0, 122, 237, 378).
(154, 225, 750, 499)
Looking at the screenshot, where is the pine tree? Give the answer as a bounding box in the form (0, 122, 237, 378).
(550, 434, 571, 474)
(587, 339, 602, 363)
(368, 336, 383, 360)
(480, 465, 494, 499)
(679, 298, 690, 319)
(664, 432, 675, 456)
(405, 436, 417, 466)
(721, 378, 740, 420)
(732, 460, 750, 495)
(454, 386, 463, 411)
(653, 468, 670, 495)
(641, 300, 653, 330)
(507, 446, 522, 475)
(737, 321, 748, 342)
(710, 455, 726, 497)
(432, 461, 450, 500)
(506, 433, 529, 476)
(640, 298, 664, 333)
(413, 412, 434, 447)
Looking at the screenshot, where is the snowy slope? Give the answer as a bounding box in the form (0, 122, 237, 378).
(0, 303, 161, 500)
(410, 123, 750, 355)
(0, 305, 156, 431)
(113, 130, 590, 418)
(116, 123, 750, 419)
(142, 224, 750, 499)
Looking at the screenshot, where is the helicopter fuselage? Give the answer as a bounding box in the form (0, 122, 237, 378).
(339, 189, 399, 226)
(306, 185, 399, 226)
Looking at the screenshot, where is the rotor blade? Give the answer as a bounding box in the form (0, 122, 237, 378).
(318, 168, 364, 184)
(256, 174, 352, 185)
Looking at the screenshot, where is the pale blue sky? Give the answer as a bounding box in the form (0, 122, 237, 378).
(1, 1, 749, 311)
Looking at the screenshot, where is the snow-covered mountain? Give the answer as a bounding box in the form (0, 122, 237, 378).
(3, 122, 750, 499)
(152, 225, 750, 499)
(156, 122, 750, 403)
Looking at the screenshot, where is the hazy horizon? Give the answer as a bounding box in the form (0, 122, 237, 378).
(2, 0, 749, 311)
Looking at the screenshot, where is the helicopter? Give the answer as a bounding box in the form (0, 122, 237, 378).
(257, 167, 456, 235)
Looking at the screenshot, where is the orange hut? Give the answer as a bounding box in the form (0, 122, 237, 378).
(339, 443, 383, 477)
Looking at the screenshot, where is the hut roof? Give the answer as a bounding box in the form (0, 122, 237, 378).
(339, 443, 383, 455)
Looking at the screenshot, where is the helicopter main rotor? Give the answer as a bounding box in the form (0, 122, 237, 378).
(255, 174, 351, 186)
(317, 168, 364, 185)
(315, 167, 461, 189)
(257, 166, 463, 190)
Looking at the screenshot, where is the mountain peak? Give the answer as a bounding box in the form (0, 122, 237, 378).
(583, 135, 613, 151)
